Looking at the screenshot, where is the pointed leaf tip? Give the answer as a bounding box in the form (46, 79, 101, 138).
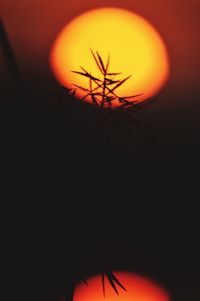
(96, 51, 106, 74)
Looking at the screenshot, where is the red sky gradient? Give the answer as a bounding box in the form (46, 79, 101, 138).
(1, 0, 200, 107)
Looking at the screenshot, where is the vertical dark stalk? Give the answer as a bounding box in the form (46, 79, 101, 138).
(0, 17, 24, 97)
(102, 73, 106, 107)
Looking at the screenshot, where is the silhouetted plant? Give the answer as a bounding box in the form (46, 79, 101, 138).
(65, 271, 126, 301)
(69, 49, 143, 109)
(101, 271, 127, 295)
(67, 271, 126, 300)
(65, 49, 155, 140)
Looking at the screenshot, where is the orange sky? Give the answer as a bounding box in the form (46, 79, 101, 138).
(1, 0, 200, 107)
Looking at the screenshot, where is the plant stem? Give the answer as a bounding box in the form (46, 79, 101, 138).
(102, 73, 106, 107)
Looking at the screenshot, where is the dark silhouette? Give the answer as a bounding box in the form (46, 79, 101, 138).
(70, 49, 142, 109)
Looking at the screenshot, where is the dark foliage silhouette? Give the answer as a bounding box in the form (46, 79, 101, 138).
(69, 49, 143, 109)
(101, 271, 127, 295)
(66, 271, 126, 301)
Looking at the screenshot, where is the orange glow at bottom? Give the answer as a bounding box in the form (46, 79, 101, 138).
(73, 272, 170, 301)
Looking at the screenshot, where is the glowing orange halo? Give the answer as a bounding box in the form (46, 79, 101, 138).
(73, 272, 170, 301)
(50, 8, 170, 107)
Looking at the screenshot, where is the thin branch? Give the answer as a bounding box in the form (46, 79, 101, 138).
(102, 273, 105, 296)
(70, 49, 143, 109)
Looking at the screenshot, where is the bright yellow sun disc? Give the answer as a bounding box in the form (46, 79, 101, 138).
(50, 8, 170, 107)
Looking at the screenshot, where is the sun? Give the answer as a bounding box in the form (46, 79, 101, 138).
(71, 272, 170, 301)
(50, 8, 170, 107)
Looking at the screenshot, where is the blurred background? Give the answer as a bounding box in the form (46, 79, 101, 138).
(1, 1, 200, 301)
